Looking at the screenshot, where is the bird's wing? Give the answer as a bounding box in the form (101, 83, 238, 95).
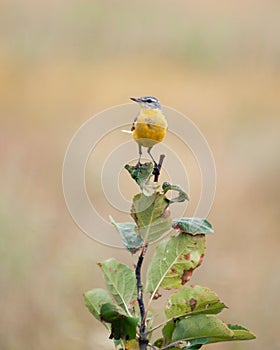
(131, 113, 139, 131)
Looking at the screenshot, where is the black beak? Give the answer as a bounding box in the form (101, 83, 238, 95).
(130, 97, 140, 103)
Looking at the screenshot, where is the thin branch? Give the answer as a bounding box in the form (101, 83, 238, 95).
(136, 243, 149, 350)
(154, 154, 165, 182)
(161, 340, 189, 350)
(147, 311, 189, 335)
(146, 318, 170, 335)
(135, 155, 165, 349)
(136, 244, 147, 322)
(148, 343, 160, 349)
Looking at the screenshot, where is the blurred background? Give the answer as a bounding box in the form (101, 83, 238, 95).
(1, 0, 280, 349)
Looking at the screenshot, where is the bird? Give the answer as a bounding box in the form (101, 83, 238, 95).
(130, 96, 167, 175)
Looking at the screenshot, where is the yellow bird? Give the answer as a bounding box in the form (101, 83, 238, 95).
(130, 96, 167, 175)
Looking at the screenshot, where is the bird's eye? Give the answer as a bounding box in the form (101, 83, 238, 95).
(146, 99, 153, 103)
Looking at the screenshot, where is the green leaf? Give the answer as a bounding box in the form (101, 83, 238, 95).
(172, 218, 213, 235)
(161, 319, 206, 348)
(98, 258, 137, 315)
(165, 285, 226, 319)
(168, 323, 256, 348)
(110, 216, 143, 253)
(131, 192, 171, 242)
(125, 162, 154, 189)
(162, 182, 189, 203)
(171, 315, 234, 343)
(100, 303, 138, 340)
(84, 288, 112, 321)
(162, 319, 176, 344)
(227, 324, 256, 341)
(146, 233, 206, 294)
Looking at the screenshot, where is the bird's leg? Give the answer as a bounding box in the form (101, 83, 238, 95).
(137, 144, 142, 167)
(147, 147, 160, 176)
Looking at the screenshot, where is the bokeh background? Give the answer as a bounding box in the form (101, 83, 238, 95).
(1, 0, 280, 349)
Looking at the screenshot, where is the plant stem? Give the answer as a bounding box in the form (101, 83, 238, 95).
(136, 155, 165, 349)
(136, 243, 149, 350)
(154, 154, 165, 182)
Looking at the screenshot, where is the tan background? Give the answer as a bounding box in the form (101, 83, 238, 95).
(1, 0, 280, 349)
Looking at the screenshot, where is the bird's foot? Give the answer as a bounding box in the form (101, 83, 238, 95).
(136, 161, 142, 168)
(152, 164, 160, 176)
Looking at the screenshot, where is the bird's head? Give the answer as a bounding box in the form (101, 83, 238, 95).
(130, 96, 161, 110)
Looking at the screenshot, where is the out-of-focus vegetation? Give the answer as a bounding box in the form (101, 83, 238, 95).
(0, 0, 279, 349)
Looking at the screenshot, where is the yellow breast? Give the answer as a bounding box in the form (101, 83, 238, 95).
(133, 108, 167, 148)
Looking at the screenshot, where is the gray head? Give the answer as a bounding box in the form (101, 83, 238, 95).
(130, 96, 161, 110)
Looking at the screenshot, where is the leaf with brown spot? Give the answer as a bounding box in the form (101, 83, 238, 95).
(197, 254, 205, 266)
(152, 291, 162, 300)
(189, 298, 197, 312)
(181, 269, 194, 285)
(146, 233, 206, 294)
(165, 285, 227, 319)
(173, 217, 213, 235)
